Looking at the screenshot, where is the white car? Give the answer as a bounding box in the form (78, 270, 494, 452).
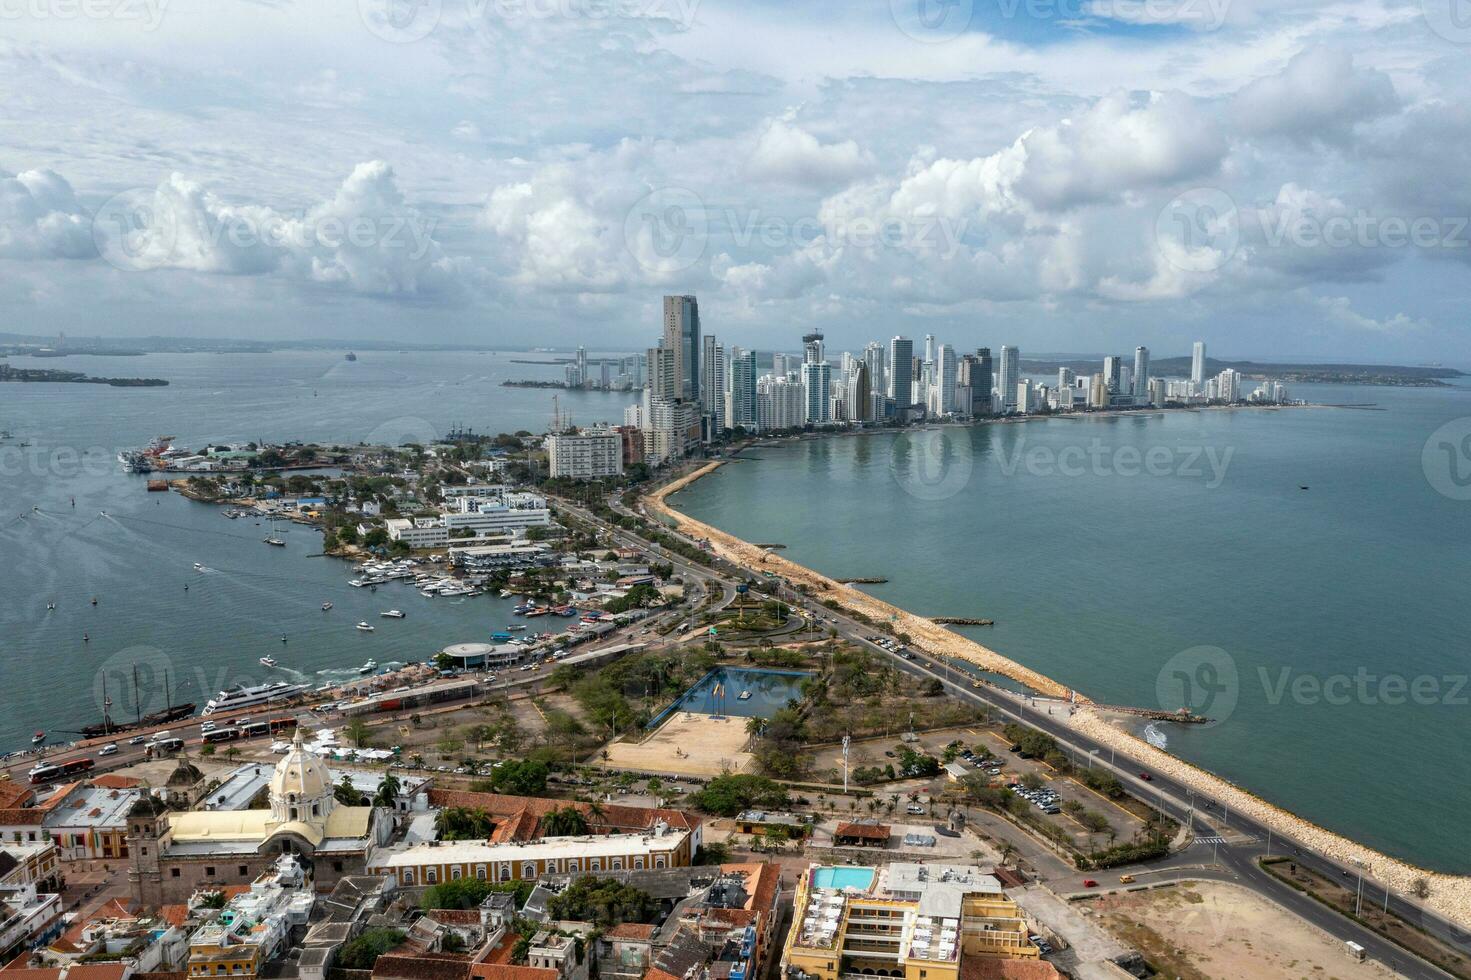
(128, 735, 147, 745)
(200, 721, 217, 732)
(98, 743, 119, 756)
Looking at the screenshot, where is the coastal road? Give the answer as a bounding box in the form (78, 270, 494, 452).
(582, 488, 1469, 979)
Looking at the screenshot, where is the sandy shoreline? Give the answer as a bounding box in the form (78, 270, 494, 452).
(648, 460, 1471, 930)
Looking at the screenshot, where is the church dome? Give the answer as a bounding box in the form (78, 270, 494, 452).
(269, 728, 335, 825)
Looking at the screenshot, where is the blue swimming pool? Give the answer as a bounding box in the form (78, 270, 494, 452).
(647, 667, 813, 726)
(812, 866, 876, 891)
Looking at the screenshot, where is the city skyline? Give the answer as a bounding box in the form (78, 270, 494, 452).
(0, 3, 1468, 362)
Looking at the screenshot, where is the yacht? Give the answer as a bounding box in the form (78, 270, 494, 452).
(380, 610, 406, 619)
(202, 681, 309, 715)
(355, 621, 375, 632)
(263, 536, 285, 547)
(259, 656, 277, 668)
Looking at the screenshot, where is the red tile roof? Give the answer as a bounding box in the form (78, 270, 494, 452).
(834, 822, 889, 841)
(90, 775, 142, 790)
(0, 808, 46, 826)
(65, 964, 129, 980)
(0, 783, 34, 810)
(643, 969, 684, 980)
(372, 954, 471, 980)
(426, 790, 700, 839)
(468, 966, 559, 980)
(425, 909, 482, 926)
(604, 923, 657, 941)
(158, 906, 190, 928)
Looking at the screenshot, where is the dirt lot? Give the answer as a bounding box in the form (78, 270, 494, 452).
(601, 711, 754, 776)
(1094, 881, 1398, 980)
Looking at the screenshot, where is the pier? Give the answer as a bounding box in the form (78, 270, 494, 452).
(837, 576, 888, 584)
(934, 616, 994, 626)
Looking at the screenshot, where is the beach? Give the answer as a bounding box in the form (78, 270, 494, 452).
(648, 459, 1471, 931)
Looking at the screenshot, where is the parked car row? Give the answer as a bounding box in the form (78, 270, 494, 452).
(1010, 783, 1062, 815)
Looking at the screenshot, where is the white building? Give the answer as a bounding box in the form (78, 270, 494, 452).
(1191, 340, 1207, 394)
(757, 377, 805, 431)
(997, 345, 1019, 412)
(1133, 346, 1150, 399)
(546, 427, 624, 480)
(643, 399, 701, 465)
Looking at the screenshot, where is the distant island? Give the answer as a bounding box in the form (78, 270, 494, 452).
(1021, 356, 1464, 388)
(0, 363, 168, 387)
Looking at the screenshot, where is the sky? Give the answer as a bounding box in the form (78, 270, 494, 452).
(1, 0, 1470, 362)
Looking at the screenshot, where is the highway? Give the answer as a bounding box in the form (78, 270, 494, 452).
(565, 486, 1469, 980)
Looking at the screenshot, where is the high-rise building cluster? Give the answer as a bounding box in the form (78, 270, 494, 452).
(619, 295, 1292, 467)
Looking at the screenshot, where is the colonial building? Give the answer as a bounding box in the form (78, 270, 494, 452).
(128, 730, 387, 907)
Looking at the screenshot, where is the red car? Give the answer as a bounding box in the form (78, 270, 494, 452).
(1082, 879, 1098, 888)
(1138, 772, 1152, 781)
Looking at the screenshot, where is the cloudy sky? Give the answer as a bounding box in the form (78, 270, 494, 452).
(1, 0, 1469, 361)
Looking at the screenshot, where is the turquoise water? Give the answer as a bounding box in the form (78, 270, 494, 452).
(654, 667, 812, 723)
(675, 383, 1471, 874)
(813, 866, 876, 890)
(0, 350, 633, 753)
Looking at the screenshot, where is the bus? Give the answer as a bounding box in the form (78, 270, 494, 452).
(28, 764, 62, 785)
(145, 737, 185, 758)
(202, 728, 240, 744)
(60, 758, 95, 777)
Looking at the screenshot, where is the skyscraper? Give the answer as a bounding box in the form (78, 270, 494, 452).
(772, 352, 791, 379)
(701, 335, 726, 433)
(848, 362, 872, 422)
(662, 295, 700, 401)
(889, 337, 914, 407)
(998, 345, 1019, 412)
(1133, 346, 1150, 399)
(1191, 341, 1206, 394)
(801, 333, 831, 424)
(974, 348, 993, 415)
(727, 347, 757, 430)
(646, 345, 677, 403)
(863, 342, 886, 397)
(934, 344, 957, 415)
(1102, 355, 1122, 394)
(923, 334, 935, 368)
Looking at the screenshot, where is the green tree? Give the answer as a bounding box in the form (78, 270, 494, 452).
(338, 928, 405, 969)
(690, 774, 789, 817)
(373, 773, 402, 809)
(435, 806, 495, 841)
(343, 718, 371, 748)
(490, 759, 549, 795)
(334, 775, 367, 806)
(546, 876, 658, 928)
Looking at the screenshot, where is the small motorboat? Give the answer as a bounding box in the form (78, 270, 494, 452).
(259, 656, 277, 668)
(263, 537, 285, 546)
(280, 634, 288, 643)
(355, 622, 375, 632)
(359, 659, 377, 674)
(737, 690, 752, 700)
(380, 610, 406, 619)
(31, 731, 45, 745)
(507, 624, 526, 631)
(193, 562, 206, 571)
(90, 596, 98, 606)
(321, 601, 333, 611)
(46, 602, 54, 611)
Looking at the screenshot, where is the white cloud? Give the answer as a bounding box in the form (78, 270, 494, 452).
(1231, 47, 1398, 146)
(0, 170, 93, 260)
(747, 118, 874, 187)
(1313, 295, 1425, 333)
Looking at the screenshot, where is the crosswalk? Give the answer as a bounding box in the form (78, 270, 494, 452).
(1195, 836, 1228, 844)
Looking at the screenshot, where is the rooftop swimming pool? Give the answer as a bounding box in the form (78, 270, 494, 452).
(812, 866, 876, 891)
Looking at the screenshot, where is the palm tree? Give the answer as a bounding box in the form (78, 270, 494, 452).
(373, 773, 401, 809)
(541, 805, 591, 837)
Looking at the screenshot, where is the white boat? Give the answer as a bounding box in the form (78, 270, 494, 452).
(507, 624, 526, 631)
(359, 659, 377, 674)
(737, 690, 752, 700)
(321, 601, 333, 611)
(355, 622, 375, 632)
(259, 656, 277, 668)
(380, 610, 406, 619)
(202, 681, 310, 715)
(263, 536, 285, 547)
(348, 579, 368, 588)
(192, 562, 205, 571)
(31, 731, 45, 745)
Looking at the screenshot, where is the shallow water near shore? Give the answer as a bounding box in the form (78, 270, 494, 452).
(674, 383, 1471, 874)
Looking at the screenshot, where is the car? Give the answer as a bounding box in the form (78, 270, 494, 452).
(1082, 879, 1098, 888)
(200, 721, 216, 732)
(1043, 806, 1061, 814)
(987, 768, 1002, 776)
(1138, 771, 1152, 781)
(906, 804, 925, 814)
(128, 735, 146, 745)
(98, 743, 118, 756)
(1118, 874, 1136, 884)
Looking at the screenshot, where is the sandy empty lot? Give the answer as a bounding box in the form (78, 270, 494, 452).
(1094, 881, 1396, 980)
(601, 711, 753, 776)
